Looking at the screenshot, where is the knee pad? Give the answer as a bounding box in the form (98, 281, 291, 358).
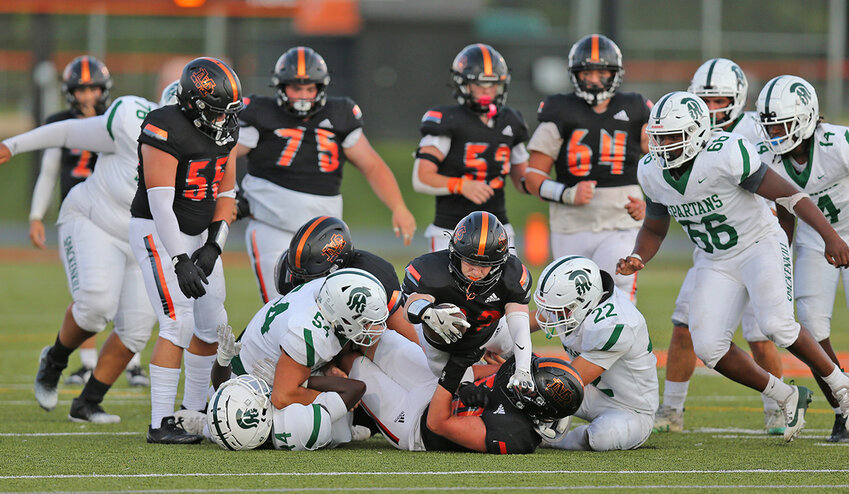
(71, 300, 111, 333)
(690, 328, 728, 369)
(115, 322, 153, 354)
(796, 300, 831, 342)
(758, 315, 800, 348)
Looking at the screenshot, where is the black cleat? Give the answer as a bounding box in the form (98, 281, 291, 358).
(126, 365, 149, 387)
(64, 366, 93, 386)
(34, 346, 66, 411)
(69, 397, 120, 424)
(147, 416, 204, 444)
(827, 414, 849, 443)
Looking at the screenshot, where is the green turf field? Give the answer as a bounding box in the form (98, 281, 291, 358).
(1, 251, 848, 493)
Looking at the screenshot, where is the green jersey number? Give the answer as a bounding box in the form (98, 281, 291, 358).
(706, 135, 730, 152)
(817, 194, 841, 224)
(261, 300, 289, 335)
(679, 213, 738, 253)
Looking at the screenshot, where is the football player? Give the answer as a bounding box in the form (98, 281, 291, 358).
(535, 256, 658, 451)
(757, 75, 849, 442)
(235, 46, 416, 303)
(338, 329, 582, 454)
(617, 91, 849, 442)
(524, 34, 650, 301)
(412, 43, 529, 252)
(0, 86, 164, 423)
(402, 211, 535, 398)
(128, 57, 242, 444)
(655, 59, 785, 435)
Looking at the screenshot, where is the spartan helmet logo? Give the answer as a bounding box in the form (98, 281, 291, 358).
(790, 82, 812, 105)
(346, 286, 371, 313)
(731, 65, 745, 87)
(191, 67, 216, 97)
(236, 408, 260, 429)
(682, 97, 704, 120)
(569, 269, 591, 296)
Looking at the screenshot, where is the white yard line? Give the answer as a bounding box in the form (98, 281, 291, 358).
(40, 486, 849, 493)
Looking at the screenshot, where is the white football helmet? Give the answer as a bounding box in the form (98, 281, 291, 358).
(756, 75, 819, 155)
(316, 268, 388, 347)
(534, 256, 605, 338)
(646, 91, 712, 169)
(159, 79, 180, 107)
(207, 375, 272, 451)
(688, 58, 748, 129)
(271, 403, 333, 451)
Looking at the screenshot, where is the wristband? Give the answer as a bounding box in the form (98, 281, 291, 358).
(538, 179, 566, 203)
(447, 177, 463, 195)
(207, 220, 229, 254)
(407, 298, 433, 324)
(629, 252, 643, 262)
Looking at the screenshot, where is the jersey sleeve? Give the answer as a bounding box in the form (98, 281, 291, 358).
(722, 135, 761, 187)
(138, 108, 182, 159)
(354, 251, 405, 315)
(338, 97, 364, 135)
(401, 258, 427, 296)
(502, 256, 533, 304)
(508, 108, 530, 145)
(837, 126, 849, 176)
(579, 322, 635, 370)
(536, 95, 564, 124)
(419, 107, 453, 138)
(280, 326, 320, 368)
(109, 97, 154, 149)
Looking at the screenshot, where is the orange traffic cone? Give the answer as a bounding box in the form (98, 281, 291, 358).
(523, 212, 550, 267)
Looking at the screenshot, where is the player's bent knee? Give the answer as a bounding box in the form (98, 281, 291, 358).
(760, 319, 800, 348)
(71, 301, 111, 333)
(690, 332, 725, 369)
(115, 327, 153, 354)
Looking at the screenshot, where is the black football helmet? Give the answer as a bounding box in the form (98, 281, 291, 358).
(274, 216, 354, 293)
(271, 46, 331, 117)
(507, 356, 584, 423)
(61, 55, 112, 115)
(448, 211, 510, 298)
(451, 43, 511, 115)
(568, 34, 624, 106)
(176, 57, 244, 146)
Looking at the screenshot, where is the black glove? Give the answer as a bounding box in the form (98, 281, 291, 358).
(457, 382, 490, 408)
(235, 190, 251, 221)
(191, 244, 220, 276)
(173, 253, 208, 299)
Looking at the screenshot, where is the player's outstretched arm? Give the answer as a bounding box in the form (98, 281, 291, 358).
(2, 116, 115, 163)
(505, 303, 534, 395)
(616, 215, 670, 275)
(346, 133, 416, 244)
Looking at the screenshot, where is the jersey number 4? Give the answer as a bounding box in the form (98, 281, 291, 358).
(566, 129, 627, 176)
(183, 155, 227, 201)
(274, 126, 339, 172)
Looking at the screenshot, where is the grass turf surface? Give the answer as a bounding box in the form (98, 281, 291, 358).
(1, 251, 848, 493)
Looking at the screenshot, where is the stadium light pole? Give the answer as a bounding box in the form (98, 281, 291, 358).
(701, 0, 722, 60)
(827, 0, 845, 118)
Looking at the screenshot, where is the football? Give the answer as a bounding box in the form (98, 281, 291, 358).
(422, 303, 468, 347)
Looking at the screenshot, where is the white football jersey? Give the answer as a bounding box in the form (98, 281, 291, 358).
(559, 287, 658, 414)
(237, 279, 344, 374)
(762, 123, 849, 250)
(58, 96, 156, 239)
(639, 131, 780, 260)
(725, 111, 761, 144)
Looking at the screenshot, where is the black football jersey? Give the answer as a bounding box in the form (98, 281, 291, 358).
(537, 92, 650, 188)
(239, 95, 363, 196)
(419, 357, 540, 454)
(277, 248, 405, 315)
(44, 110, 99, 200)
(401, 250, 532, 353)
(420, 105, 529, 229)
(131, 105, 237, 236)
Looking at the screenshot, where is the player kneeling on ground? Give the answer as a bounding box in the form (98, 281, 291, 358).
(535, 256, 657, 451)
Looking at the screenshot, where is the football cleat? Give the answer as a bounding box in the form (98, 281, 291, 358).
(779, 385, 813, 442)
(64, 366, 92, 386)
(68, 397, 120, 424)
(126, 365, 149, 387)
(652, 405, 684, 433)
(827, 414, 849, 443)
(351, 425, 372, 442)
(764, 409, 786, 436)
(835, 384, 849, 417)
(147, 416, 204, 444)
(34, 346, 66, 411)
(174, 408, 206, 436)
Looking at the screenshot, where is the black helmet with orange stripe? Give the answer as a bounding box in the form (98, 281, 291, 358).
(451, 43, 511, 115)
(505, 356, 584, 422)
(448, 211, 510, 298)
(272, 46, 331, 117)
(568, 34, 624, 106)
(62, 55, 112, 115)
(177, 57, 244, 146)
(274, 216, 354, 293)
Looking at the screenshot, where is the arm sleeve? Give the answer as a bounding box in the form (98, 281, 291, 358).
(4, 116, 115, 155)
(505, 310, 532, 373)
(417, 134, 452, 156)
(29, 148, 61, 221)
(146, 186, 187, 257)
(341, 128, 363, 149)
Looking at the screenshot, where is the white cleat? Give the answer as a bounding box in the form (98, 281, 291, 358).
(779, 385, 813, 442)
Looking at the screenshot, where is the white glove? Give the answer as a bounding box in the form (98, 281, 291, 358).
(421, 303, 470, 344)
(252, 357, 277, 387)
(215, 324, 242, 366)
(535, 416, 572, 441)
(508, 368, 535, 396)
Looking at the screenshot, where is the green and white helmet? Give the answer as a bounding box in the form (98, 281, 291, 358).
(756, 75, 819, 155)
(317, 268, 388, 347)
(646, 91, 712, 169)
(159, 79, 180, 107)
(688, 58, 748, 129)
(534, 256, 604, 338)
(207, 375, 272, 451)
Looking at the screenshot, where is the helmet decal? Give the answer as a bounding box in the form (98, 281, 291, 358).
(453, 225, 466, 243)
(191, 67, 216, 97)
(791, 82, 812, 105)
(346, 286, 371, 313)
(568, 269, 592, 296)
(321, 233, 347, 262)
(236, 408, 260, 429)
(682, 97, 705, 120)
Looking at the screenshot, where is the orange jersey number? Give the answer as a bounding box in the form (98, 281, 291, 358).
(183, 155, 228, 200)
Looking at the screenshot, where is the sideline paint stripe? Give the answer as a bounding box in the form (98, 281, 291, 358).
(4, 469, 849, 480)
(34, 486, 849, 493)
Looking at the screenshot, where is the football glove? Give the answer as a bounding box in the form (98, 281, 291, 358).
(421, 303, 470, 345)
(173, 253, 208, 299)
(457, 382, 490, 408)
(508, 368, 536, 396)
(191, 244, 220, 276)
(252, 357, 277, 387)
(215, 324, 242, 367)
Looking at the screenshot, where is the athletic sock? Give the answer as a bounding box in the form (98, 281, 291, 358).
(762, 373, 794, 404)
(181, 352, 216, 412)
(662, 380, 690, 411)
(80, 348, 97, 369)
(47, 334, 74, 367)
(149, 364, 180, 428)
(79, 376, 111, 405)
(762, 376, 782, 411)
(822, 365, 849, 391)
